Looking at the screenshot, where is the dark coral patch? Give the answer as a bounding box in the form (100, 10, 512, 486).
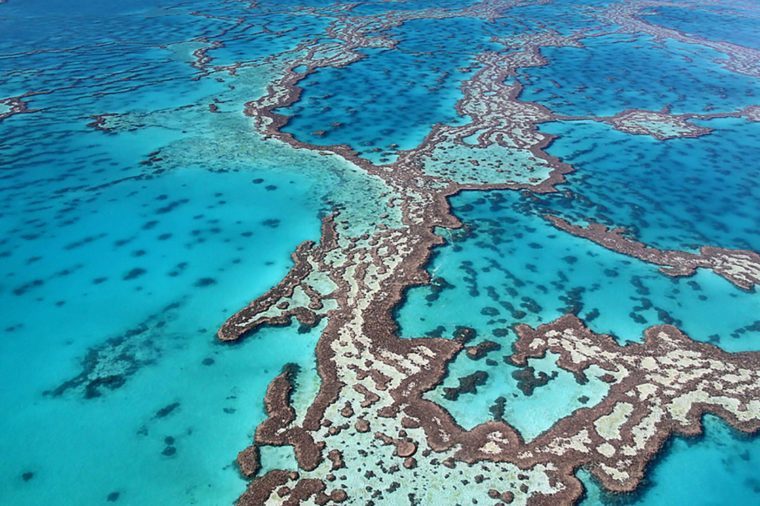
(123, 268, 146, 280)
(155, 402, 180, 419)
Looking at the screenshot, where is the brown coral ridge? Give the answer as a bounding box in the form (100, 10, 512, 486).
(211, 2, 760, 504)
(0, 93, 43, 122)
(558, 105, 760, 141)
(242, 2, 577, 194)
(466, 339, 502, 360)
(218, 215, 339, 342)
(546, 215, 760, 290)
(393, 31, 582, 192)
(237, 365, 349, 505)
(508, 315, 760, 493)
(217, 7, 595, 506)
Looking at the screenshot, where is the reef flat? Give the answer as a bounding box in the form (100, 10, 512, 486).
(212, 0, 760, 504)
(1, 0, 758, 504)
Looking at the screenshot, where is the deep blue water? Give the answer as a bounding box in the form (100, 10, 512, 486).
(643, 5, 760, 50)
(520, 34, 758, 115)
(533, 118, 760, 252)
(279, 16, 504, 162)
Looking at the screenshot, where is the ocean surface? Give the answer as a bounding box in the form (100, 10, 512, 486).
(1, 0, 758, 504)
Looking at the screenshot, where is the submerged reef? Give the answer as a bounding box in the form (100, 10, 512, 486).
(0, 92, 41, 121)
(546, 216, 760, 291)
(200, 1, 760, 504)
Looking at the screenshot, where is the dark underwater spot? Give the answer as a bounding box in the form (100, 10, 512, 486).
(123, 268, 146, 280)
(155, 199, 189, 214)
(85, 375, 126, 399)
(13, 279, 44, 296)
(107, 492, 120, 502)
(161, 446, 176, 457)
(64, 233, 106, 251)
(131, 249, 146, 257)
(202, 357, 215, 366)
(252, 178, 264, 184)
(164, 436, 175, 445)
(443, 371, 488, 401)
(265, 185, 277, 191)
(154, 402, 180, 419)
(21, 471, 34, 482)
(425, 325, 446, 338)
(262, 218, 280, 228)
(167, 262, 188, 277)
(489, 396, 506, 421)
(297, 323, 314, 334)
(194, 277, 217, 287)
(512, 366, 558, 396)
(157, 233, 172, 241)
(223, 407, 236, 414)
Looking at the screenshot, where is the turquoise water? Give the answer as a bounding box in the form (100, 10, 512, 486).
(398, 191, 760, 350)
(0, 0, 332, 503)
(580, 416, 760, 505)
(397, 190, 760, 439)
(2, 0, 759, 504)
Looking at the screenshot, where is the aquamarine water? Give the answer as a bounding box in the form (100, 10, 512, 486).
(0, 1, 336, 503)
(397, 189, 760, 450)
(1, 0, 758, 504)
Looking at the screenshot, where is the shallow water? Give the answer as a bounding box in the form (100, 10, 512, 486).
(1, 1, 332, 503)
(397, 190, 760, 448)
(579, 415, 760, 505)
